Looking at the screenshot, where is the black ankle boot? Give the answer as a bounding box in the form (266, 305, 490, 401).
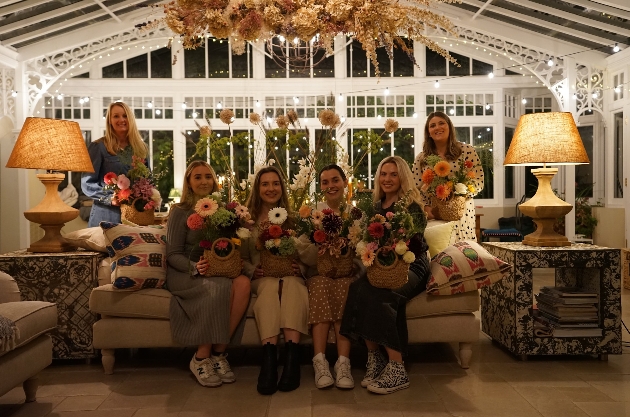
(277, 341, 301, 392)
(257, 342, 278, 395)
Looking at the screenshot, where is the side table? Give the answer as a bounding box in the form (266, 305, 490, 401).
(481, 242, 622, 359)
(0, 249, 104, 360)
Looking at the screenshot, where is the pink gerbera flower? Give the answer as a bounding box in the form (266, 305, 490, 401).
(195, 198, 218, 218)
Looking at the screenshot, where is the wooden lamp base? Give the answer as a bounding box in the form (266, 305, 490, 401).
(518, 168, 572, 247)
(23, 173, 78, 253)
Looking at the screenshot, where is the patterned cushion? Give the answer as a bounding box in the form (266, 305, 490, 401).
(100, 222, 167, 291)
(426, 240, 511, 296)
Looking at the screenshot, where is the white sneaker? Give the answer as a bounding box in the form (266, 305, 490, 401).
(190, 355, 222, 387)
(211, 353, 236, 383)
(312, 353, 334, 389)
(333, 356, 354, 389)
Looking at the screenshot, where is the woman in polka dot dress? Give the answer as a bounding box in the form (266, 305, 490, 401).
(412, 111, 484, 243)
(305, 164, 365, 391)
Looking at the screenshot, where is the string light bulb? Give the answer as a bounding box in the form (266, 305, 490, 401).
(217, 101, 223, 109)
(293, 96, 299, 103)
(413, 112, 418, 118)
(488, 72, 494, 79)
(485, 104, 490, 110)
(384, 87, 389, 95)
(613, 43, 620, 52)
(521, 98, 527, 104)
(147, 101, 153, 108)
(57, 94, 63, 100)
(338, 93, 343, 101)
(614, 86, 621, 94)
(547, 58, 554, 66)
(11, 90, 18, 97)
(181, 103, 187, 109)
(256, 100, 261, 108)
(434, 80, 440, 88)
(592, 92, 598, 99)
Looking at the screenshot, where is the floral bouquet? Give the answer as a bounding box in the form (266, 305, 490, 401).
(355, 194, 425, 289)
(296, 204, 363, 278)
(420, 155, 479, 221)
(186, 191, 252, 278)
(104, 156, 161, 225)
(257, 207, 298, 278)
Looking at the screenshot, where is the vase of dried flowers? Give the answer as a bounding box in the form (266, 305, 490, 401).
(203, 238, 242, 279)
(431, 196, 466, 221)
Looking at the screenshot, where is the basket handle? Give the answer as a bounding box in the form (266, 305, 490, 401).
(209, 238, 236, 260)
(374, 247, 401, 270)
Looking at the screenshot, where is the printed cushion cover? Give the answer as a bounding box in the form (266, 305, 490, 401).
(100, 221, 167, 290)
(426, 240, 511, 295)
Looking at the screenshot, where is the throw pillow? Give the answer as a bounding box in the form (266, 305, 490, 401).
(100, 221, 167, 291)
(61, 227, 108, 252)
(426, 240, 511, 296)
(424, 220, 456, 258)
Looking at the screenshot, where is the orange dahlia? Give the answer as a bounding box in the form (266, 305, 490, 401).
(435, 184, 451, 200)
(421, 168, 435, 184)
(467, 170, 477, 179)
(434, 161, 451, 177)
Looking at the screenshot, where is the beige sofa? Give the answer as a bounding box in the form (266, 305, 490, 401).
(0, 272, 57, 402)
(89, 257, 479, 374)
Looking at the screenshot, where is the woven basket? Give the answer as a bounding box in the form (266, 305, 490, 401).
(317, 249, 354, 278)
(203, 238, 242, 279)
(366, 249, 409, 289)
(432, 196, 466, 222)
(121, 200, 155, 226)
(260, 249, 295, 278)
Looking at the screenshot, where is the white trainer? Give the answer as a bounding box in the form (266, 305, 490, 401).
(333, 356, 354, 389)
(211, 353, 236, 383)
(189, 355, 222, 387)
(312, 353, 334, 389)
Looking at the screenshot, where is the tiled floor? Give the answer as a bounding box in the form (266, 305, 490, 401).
(1, 270, 629, 417)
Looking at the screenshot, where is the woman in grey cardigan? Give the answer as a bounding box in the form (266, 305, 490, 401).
(166, 160, 251, 388)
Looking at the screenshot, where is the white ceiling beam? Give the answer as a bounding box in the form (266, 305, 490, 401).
(3, 0, 149, 44)
(0, 0, 97, 35)
(0, 0, 21, 8)
(503, 0, 630, 38)
(436, 3, 608, 66)
(590, 0, 630, 13)
(0, 0, 50, 17)
(92, 0, 121, 23)
(472, 0, 494, 20)
(459, 0, 625, 47)
(18, 7, 162, 59)
(0, 43, 19, 68)
(559, 0, 630, 18)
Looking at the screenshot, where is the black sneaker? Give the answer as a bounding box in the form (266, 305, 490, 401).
(367, 360, 410, 394)
(361, 349, 387, 388)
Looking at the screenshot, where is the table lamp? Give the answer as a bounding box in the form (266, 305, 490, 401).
(504, 112, 589, 247)
(6, 117, 94, 253)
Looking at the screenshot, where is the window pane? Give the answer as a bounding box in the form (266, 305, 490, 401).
(347, 39, 367, 77)
(576, 126, 594, 198)
(313, 47, 335, 78)
(127, 54, 148, 78)
(232, 43, 251, 78)
(393, 38, 414, 77)
(151, 48, 172, 78)
(233, 130, 253, 183)
(184, 46, 206, 78)
(265, 39, 286, 78)
(472, 59, 493, 76)
(614, 112, 623, 198)
(473, 126, 493, 199)
(394, 128, 414, 166)
(207, 38, 230, 78)
(425, 47, 446, 76)
(371, 128, 390, 181)
(449, 51, 469, 76)
(152, 130, 174, 209)
(504, 127, 514, 199)
(102, 62, 123, 78)
(370, 47, 391, 78)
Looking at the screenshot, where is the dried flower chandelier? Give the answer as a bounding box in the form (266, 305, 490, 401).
(163, 0, 460, 77)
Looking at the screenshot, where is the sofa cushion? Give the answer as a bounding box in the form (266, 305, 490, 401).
(425, 221, 456, 258)
(101, 222, 167, 291)
(0, 271, 20, 304)
(406, 290, 479, 319)
(426, 240, 511, 296)
(62, 227, 108, 252)
(0, 301, 57, 358)
(90, 285, 171, 319)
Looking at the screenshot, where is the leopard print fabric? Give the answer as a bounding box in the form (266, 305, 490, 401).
(369, 361, 409, 391)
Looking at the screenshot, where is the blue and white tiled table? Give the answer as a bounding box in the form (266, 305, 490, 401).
(481, 242, 622, 359)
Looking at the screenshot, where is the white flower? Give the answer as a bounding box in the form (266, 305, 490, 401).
(455, 183, 468, 195)
(268, 207, 288, 224)
(236, 227, 251, 239)
(265, 240, 275, 249)
(267, 159, 275, 166)
(403, 251, 416, 263)
(150, 188, 162, 203)
(240, 179, 248, 190)
(211, 191, 222, 201)
(395, 241, 408, 255)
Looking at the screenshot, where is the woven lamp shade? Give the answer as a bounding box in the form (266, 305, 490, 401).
(504, 112, 589, 166)
(6, 117, 94, 172)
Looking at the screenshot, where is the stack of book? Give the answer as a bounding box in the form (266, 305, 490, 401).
(533, 286, 601, 337)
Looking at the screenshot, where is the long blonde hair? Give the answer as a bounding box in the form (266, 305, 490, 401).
(422, 111, 462, 162)
(102, 102, 147, 159)
(245, 166, 292, 222)
(175, 160, 220, 210)
(373, 156, 424, 208)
